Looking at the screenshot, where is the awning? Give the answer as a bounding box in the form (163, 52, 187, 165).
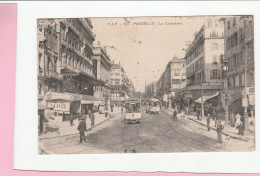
(81, 99, 93, 104)
(44, 92, 81, 102)
(44, 92, 99, 104)
(195, 92, 219, 103)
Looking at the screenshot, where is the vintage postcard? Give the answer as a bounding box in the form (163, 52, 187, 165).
(37, 16, 255, 154)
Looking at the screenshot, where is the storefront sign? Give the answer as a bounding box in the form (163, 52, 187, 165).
(48, 102, 70, 112)
(185, 94, 192, 98)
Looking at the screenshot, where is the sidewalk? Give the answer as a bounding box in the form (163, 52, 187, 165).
(164, 108, 255, 142)
(39, 107, 121, 140)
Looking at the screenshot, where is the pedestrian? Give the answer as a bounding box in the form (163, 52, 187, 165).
(212, 109, 218, 127)
(216, 120, 224, 143)
(88, 109, 95, 129)
(69, 114, 74, 126)
(230, 112, 235, 127)
(207, 114, 211, 131)
(235, 113, 243, 136)
(197, 108, 200, 120)
(121, 106, 124, 114)
(172, 108, 177, 120)
(77, 118, 86, 143)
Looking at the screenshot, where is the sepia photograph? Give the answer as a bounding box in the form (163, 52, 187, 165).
(37, 16, 255, 154)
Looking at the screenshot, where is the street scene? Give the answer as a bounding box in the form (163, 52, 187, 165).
(38, 16, 255, 154)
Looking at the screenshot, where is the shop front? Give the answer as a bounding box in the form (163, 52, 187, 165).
(43, 92, 96, 122)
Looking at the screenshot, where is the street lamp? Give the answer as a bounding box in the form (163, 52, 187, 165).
(222, 58, 229, 126)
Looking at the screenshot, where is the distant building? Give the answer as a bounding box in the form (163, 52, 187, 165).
(145, 81, 157, 99)
(184, 17, 225, 108)
(170, 57, 186, 97)
(157, 57, 186, 108)
(110, 63, 132, 105)
(223, 16, 254, 116)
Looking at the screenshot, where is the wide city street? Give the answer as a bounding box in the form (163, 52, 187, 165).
(39, 108, 255, 154)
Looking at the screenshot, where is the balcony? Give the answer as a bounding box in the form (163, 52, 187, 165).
(78, 19, 95, 40)
(61, 39, 92, 65)
(47, 70, 63, 80)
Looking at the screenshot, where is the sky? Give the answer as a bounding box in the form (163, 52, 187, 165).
(91, 16, 205, 92)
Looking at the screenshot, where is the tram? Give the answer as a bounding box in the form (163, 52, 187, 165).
(146, 98, 161, 114)
(125, 99, 142, 124)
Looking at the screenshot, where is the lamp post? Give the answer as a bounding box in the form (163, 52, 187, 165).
(243, 40, 249, 133)
(201, 82, 204, 120)
(222, 59, 229, 126)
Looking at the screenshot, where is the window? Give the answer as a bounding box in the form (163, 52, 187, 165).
(233, 17, 236, 26)
(210, 69, 221, 79)
(237, 51, 244, 67)
(38, 84, 42, 94)
(233, 77, 235, 88)
(227, 37, 231, 50)
(230, 55, 235, 70)
(231, 32, 238, 47)
(239, 74, 242, 86)
(227, 21, 231, 29)
(239, 28, 245, 43)
(211, 43, 218, 50)
(212, 55, 218, 64)
(215, 20, 219, 27)
(210, 30, 217, 37)
(220, 54, 224, 62)
(208, 19, 212, 27)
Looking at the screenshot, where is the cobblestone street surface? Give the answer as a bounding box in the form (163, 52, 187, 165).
(39, 109, 255, 154)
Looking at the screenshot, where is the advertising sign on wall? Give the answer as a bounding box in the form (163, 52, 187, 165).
(48, 102, 70, 112)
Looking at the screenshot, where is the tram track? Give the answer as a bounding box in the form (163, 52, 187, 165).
(157, 110, 232, 152)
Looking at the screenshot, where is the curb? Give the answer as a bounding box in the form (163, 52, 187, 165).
(187, 117, 249, 142)
(39, 112, 121, 154)
(163, 108, 251, 142)
(39, 112, 121, 140)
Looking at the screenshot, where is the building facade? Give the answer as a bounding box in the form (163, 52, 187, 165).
(37, 18, 107, 120)
(156, 57, 186, 108)
(184, 17, 224, 108)
(92, 45, 112, 103)
(170, 57, 186, 97)
(223, 16, 254, 116)
(145, 81, 157, 99)
(110, 63, 132, 105)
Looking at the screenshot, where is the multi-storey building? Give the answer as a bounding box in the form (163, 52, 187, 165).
(37, 20, 63, 102)
(110, 63, 131, 105)
(145, 81, 157, 99)
(223, 16, 254, 116)
(157, 57, 186, 108)
(92, 45, 112, 103)
(37, 18, 106, 120)
(58, 18, 97, 94)
(170, 57, 186, 96)
(184, 17, 224, 107)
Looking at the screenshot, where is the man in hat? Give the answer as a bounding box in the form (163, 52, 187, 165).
(206, 113, 211, 131)
(216, 120, 224, 143)
(77, 118, 87, 143)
